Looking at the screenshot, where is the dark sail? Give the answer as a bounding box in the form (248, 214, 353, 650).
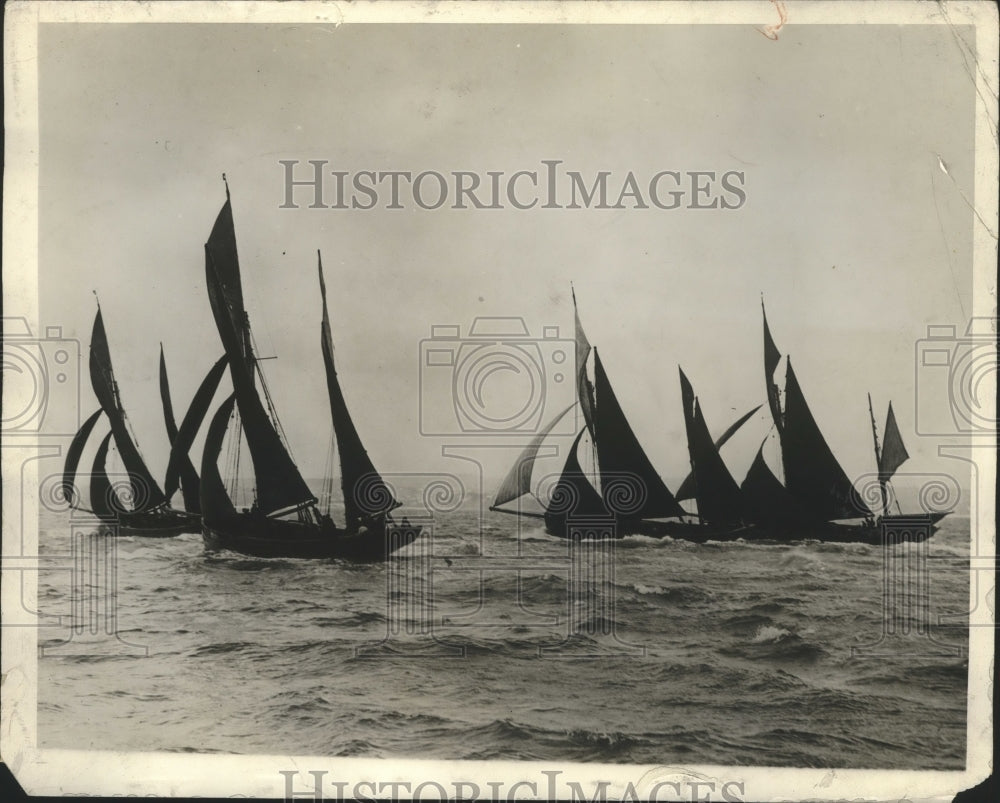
(159, 345, 201, 513)
(545, 428, 608, 521)
(782, 360, 871, 520)
(199, 394, 238, 522)
(205, 206, 316, 517)
(164, 354, 228, 500)
(677, 368, 744, 526)
(762, 301, 784, 433)
(90, 432, 127, 518)
(879, 402, 909, 480)
(740, 440, 813, 526)
(88, 309, 167, 511)
(492, 402, 576, 508)
(60, 408, 103, 507)
(318, 252, 398, 528)
(572, 286, 596, 437)
(593, 349, 685, 519)
(205, 191, 254, 373)
(675, 404, 762, 501)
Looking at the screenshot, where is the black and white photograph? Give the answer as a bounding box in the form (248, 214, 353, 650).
(2, 1, 996, 799)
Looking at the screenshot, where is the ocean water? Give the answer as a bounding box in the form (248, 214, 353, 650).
(36, 500, 969, 769)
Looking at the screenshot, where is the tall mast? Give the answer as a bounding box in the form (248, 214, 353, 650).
(867, 392, 887, 515)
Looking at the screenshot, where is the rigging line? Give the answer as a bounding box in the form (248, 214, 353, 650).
(247, 325, 300, 467)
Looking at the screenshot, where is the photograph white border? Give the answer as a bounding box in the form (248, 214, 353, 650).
(3, 2, 996, 799)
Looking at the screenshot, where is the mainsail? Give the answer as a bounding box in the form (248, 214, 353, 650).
(205, 198, 317, 517)
(61, 408, 103, 507)
(782, 360, 871, 520)
(675, 404, 761, 501)
(159, 346, 201, 513)
(757, 304, 871, 522)
(317, 252, 399, 528)
(200, 394, 238, 522)
(677, 367, 744, 526)
(492, 402, 576, 508)
(593, 349, 685, 519)
(88, 309, 167, 511)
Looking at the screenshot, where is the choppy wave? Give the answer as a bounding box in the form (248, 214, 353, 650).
(35, 507, 970, 768)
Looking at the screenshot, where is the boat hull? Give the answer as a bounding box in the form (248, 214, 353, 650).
(92, 508, 200, 538)
(202, 514, 422, 562)
(543, 513, 948, 545)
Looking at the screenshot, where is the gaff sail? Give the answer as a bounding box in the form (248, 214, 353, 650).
(89, 309, 167, 511)
(317, 252, 399, 528)
(782, 360, 871, 520)
(593, 349, 685, 519)
(205, 198, 316, 517)
(677, 367, 744, 527)
(675, 403, 762, 502)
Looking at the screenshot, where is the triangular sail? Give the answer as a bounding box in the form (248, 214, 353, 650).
(762, 301, 784, 433)
(739, 440, 812, 526)
(675, 403, 762, 501)
(545, 428, 608, 521)
(205, 200, 316, 517)
(159, 345, 201, 513)
(88, 309, 167, 511)
(60, 408, 103, 507)
(205, 190, 254, 374)
(782, 361, 872, 519)
(199, 394, 238, 522)
(572, 286, 596, 437)
(879, 402, 909, 480)
(164, 354, 228, 499)
(593, 350, 685, 519)
(677, 367, 744, 526)
(492, 402, 576, 508)
(318, 252, 398, 528)
(90, 432, 127, 518)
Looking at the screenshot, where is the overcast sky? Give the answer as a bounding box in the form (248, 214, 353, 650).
(37, 21, 978, 503)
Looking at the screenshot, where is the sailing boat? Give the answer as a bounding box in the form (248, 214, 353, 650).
(60, 306, 202, 537)
(667, 367, 762, 540)
(194, 183, 421, 561)
(490, 288, 692, 539)
(739, 302, 949, 543)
